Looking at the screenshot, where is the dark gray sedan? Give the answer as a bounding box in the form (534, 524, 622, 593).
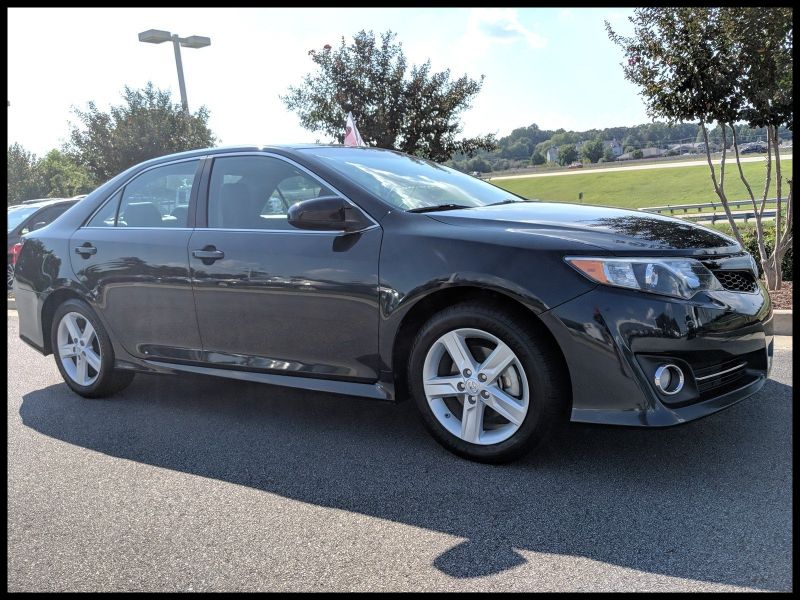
(13, 146, 773, 462)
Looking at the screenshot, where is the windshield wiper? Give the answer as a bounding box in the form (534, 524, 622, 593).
(485, 198, 532, 206)
(407, 204, 472, 213)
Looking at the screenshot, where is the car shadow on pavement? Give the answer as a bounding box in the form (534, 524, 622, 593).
(20, 373, 792, 590)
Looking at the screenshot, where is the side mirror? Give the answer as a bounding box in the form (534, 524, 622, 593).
(287, 196, 370, 232)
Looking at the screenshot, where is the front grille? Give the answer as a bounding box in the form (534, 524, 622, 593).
(713, 270, 758, 293)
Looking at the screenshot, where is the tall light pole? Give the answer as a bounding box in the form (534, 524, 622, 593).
(138, 29, 210, 112)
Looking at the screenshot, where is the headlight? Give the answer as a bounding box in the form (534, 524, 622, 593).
(565, 256, 723, 299)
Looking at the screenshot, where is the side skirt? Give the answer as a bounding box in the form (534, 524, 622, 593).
(141, 359, 396, 401)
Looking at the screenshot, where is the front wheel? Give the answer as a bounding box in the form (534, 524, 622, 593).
(408, 303, 567, 463)
(51, 299, 135, 398)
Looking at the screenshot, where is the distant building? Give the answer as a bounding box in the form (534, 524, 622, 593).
(669, 141, 720, 153)
(617, 147, 665, 161)
(545, 147, 559, 163)
(602, 139, 623, 157)
(669, 143, 696, 153)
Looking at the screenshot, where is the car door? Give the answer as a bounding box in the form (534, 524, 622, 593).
(188, 153, 383, 381)
(69, 158, 204, 360)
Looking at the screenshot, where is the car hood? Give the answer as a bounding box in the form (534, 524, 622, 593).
(426, 202, 741, 256)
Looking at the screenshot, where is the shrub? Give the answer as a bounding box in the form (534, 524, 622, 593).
(712, 222, 792, 281)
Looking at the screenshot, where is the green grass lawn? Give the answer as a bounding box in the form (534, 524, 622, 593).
(493, 160, 792, 210)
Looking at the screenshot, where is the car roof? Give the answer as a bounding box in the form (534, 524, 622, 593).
(13, 197, 79, 209)
(110, 144, 400, 178)
(140, 144, 391, 163)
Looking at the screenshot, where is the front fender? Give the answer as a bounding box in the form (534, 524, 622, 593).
(376, 212, 598, 379)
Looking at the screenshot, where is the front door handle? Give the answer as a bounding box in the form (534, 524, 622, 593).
(192, 246, 225, 263)
(74, 244, 97, 257)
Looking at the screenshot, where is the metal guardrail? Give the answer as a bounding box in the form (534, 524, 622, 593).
(682, 210, 777, 223)
(640, 198, 788, 222)
(641, 198, 778, 214)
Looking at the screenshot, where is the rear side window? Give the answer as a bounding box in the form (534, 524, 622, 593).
(207, 156, 334, 229)
(86, 192, 120, 227)
(87, 160, 199, 228)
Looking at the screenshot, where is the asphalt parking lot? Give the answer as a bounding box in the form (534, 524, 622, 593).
(7, 312, 793, 592)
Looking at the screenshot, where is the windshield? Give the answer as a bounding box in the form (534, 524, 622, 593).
(7, 206, 39, 232)
(298, 147, 521, 211)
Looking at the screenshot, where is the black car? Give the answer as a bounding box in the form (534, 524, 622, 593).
(13, 146, 773, 462)
(7, 197, 83, 290)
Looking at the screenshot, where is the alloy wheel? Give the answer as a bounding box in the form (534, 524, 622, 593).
(56, 311, 102, 387)
(422, 327, 529, 445)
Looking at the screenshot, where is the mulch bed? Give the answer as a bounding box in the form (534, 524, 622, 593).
(767, 280, 793, 310)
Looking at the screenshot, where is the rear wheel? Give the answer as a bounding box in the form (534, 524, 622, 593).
(408, 303, 566, 463)
(51, 299, 135, 398)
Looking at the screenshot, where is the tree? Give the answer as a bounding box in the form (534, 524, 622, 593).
(603, 146, 617, 162)
(622, 131, 643, 153)
(466, 156, 490, 173)
(282, 30, 497, 162)
(557, 144, 578, 166)
(607, 7, 793, 289)
(7, 143, 43, 206)
(66, 82, 216, 184)
(33, 150, 94, 199)
(531, 150, 546, 166)
(581, 139, 605, 163)
(503, 139, 532, 160)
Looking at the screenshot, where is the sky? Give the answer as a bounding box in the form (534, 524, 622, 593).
(7, 7, 646, 156)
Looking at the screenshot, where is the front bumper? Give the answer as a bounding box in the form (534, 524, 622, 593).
(541, 281, 773, 427)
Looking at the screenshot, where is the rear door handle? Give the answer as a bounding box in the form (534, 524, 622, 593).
(192, 247, 225, 261)
(74, 245, 97, 257)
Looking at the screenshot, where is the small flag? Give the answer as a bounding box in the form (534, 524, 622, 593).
(344, 111, 365, 147)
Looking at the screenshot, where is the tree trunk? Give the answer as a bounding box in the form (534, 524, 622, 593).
(762, 260, 778, 290)
(770, 125, 784, 290)
(700, 122, 744, 246)
(730, 126, 772, 288)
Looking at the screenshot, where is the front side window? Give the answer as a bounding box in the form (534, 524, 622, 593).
(208, 156, 335, 229)
(87, 160, 199, 228)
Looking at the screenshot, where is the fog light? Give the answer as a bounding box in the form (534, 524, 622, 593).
(654, 364, 684, 395)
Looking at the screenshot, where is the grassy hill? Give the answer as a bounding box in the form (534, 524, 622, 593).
(492, 159, 792, 210)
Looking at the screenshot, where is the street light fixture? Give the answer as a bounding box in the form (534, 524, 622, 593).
(138, 28, 210, 112)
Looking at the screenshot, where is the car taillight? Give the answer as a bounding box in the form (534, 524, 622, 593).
(10, 242, 23, 266)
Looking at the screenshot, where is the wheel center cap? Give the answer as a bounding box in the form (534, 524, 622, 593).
(466, 379, 480, 394)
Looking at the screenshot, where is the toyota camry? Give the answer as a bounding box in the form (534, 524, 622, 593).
(13, 145, 774, 462)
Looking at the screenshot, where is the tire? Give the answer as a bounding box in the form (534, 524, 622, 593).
(407, 302, 567, 463)
(51, 298, 135, 398)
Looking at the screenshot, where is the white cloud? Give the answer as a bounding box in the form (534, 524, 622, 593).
(468, 8, 547, 49)
(557, 9, 574, 22)
(443, 8, 547, 76)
